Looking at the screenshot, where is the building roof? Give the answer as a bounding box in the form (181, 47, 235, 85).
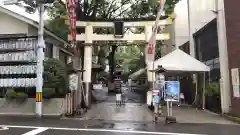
(0, 4, 73, 56)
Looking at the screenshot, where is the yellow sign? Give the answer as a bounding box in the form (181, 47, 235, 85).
(36, 92, 42, 102)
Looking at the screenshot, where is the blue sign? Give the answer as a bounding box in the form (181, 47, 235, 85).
(153, 95, 159, 105)
(164, 81, 180, 102)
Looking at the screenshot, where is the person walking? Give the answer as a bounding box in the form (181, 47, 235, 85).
(114, 75, 122, 105)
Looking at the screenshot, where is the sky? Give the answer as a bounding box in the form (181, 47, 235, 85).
(0, 0, 49, 22)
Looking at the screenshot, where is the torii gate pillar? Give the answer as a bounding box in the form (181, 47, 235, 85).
(83, 25, 93, 108)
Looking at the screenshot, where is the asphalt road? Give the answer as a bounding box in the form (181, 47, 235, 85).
(0, 117, 239, 135)
(0, 86, 239, 135)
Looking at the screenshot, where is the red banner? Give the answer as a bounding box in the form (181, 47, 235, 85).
(160, 0, 165, 9)
(66, 0, 77, 56)
(146, 0, 165, 62)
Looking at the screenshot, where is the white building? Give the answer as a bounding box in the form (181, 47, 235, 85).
(0, 4, 73, 62)
(174, 0, 216, 48)
(173, 0, 235, 115)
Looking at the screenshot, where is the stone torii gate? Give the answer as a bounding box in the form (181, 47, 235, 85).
(68, 19, 172, 108)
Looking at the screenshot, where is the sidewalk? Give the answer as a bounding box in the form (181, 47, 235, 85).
(160, 106, 238, 125)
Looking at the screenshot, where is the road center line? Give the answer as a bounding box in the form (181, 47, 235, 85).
(22, 127, 48, 135)
(0, 125, 206, 135)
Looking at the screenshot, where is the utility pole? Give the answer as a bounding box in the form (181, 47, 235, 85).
(215, 0, 231, 113)
(35, 3, 45, 118)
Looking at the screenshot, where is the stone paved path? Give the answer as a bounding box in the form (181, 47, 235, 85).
(80, 102, 154, 122)
(82, 86, 237, 125)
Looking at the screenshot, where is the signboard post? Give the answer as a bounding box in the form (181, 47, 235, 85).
(69, 73, 78, 91)
(164, 81, 180, 123)
(164, 81, 180, 102)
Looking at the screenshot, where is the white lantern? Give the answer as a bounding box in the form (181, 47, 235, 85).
(12, 78, 17, 87)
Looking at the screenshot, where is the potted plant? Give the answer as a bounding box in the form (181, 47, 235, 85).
(15, 92, 28, 104)
(43, 88, 56, 100)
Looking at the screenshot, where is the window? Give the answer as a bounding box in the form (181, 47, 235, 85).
(179, 42, 190, 54)
(59, 50, 67, 64)
(194, 20, 220, 81)
(44, 43, 53, 58)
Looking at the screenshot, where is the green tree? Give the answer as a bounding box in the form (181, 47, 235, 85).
(43, 58, 68, 95)
(44, 0, 179, 41)
(115, 42, 145, 74)
(127, 0, 179, 19)
(155, 41, 162, 59)
(45, 0, 68, 41)
(19, 0, 179, 41)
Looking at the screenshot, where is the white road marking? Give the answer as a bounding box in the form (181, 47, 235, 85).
(0, 124, 206, 135)
(0, 127, 9, 130)
(22, 127, 48, 135)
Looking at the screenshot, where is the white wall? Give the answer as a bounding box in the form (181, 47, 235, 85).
(0, 10, 63, 59)
(174, 0, 217, 47)
(0, 11, 28, 34)
(53, 46, 60, 59)
(27, 25, 38, 36)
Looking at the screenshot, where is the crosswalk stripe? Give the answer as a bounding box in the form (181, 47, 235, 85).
(0, 125, 206, 135)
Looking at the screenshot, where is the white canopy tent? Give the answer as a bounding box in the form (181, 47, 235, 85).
(129, 68, 146, 79)
(152, 49, 210, 72)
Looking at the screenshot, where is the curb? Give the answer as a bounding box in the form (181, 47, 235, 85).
(220, 114, 240, 124)
(203, 110, 240, 124)
(0, 113, 62, 119)
(202, 109, 220, 116)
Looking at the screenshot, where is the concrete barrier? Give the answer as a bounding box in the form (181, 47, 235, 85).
(0, 98, 64, 117)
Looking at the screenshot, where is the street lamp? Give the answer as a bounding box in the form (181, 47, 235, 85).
(3, 0, 55, 118)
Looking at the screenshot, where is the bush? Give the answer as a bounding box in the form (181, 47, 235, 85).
(43, 88, 56, 99)
(205, 82, 220, 97)
(43, 58, 69, 96)
(5, 89, 17, 101)
(5, 89, 28, 103)
(15, 92, 28, 103)
(205, 82, 221, 113)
